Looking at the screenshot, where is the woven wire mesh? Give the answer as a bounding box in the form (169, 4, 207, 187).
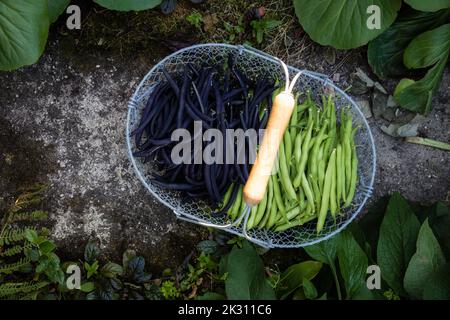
(126, 44, 376, 248)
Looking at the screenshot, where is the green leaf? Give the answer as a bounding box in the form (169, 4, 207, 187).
(196, 292, 226, 300)
(93, 0, 162, 11)
(39, 240, 56, 254)
(24, 229, 39, 244)
(368, 9, 450, 78)
(403, 219, 446, 299)
(276, 261, 322, 299)
(302, 278, 318, 300)
(403, 24, 450, 68)
(377, 193, 420, 296)
(422, 263, 450, 300)
(101, 262, 123, 278)
(84, 261, 99, 279)
(224, 241, 275, 300)
(292, 0, 402, 49)
(304, 235, 339, 265)
(428, 202, 450, 260)
(0, 0, 49, 71)
(405, 0, 450, 12)
(197, 240, 219, 255)
(394, 24, 450, 114)
(24, 248, 40, 262)
(80, 282, 95, 293)
(337, 230, 369, 299)
(84, 241, 100, 263)
(48, 0, 70, 23)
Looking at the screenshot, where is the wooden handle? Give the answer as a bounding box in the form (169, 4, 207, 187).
(243, 92, 295, 206)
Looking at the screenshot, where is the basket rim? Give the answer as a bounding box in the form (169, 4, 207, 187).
(125, 43, 377, 248)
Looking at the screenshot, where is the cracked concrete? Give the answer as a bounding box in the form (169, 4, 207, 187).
(0, 19, 449, 268)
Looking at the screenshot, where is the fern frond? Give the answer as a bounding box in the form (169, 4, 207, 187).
(0, 258, 31, 274)
(0, 227, 37, 246)
(9, 210, 48, 223)
(0, 244, 27, 257)
(12, 184, 47, 213)
(0, 281, 48, 298)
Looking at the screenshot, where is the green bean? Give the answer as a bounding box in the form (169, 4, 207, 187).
(246, 206, 258, 230)
(309, 174, 321, 211)
(259, 181, 274, 228)
(290, 95, 299, 145)
(344, 139, 358, 207)
(272, 174, 286, 221)
(220, 183, 234, 210)
(317, 149, 336, 233)
(336, 144, 343, 206)
(329, 149, 337, 219)
(294, 131, 303, 166)
(318, 158, 326, 193)
(301, 172, 315, 213)
(293, 120, 313, 188)
(229, 185, 242, 219)
(279, 140, 297, 200)
(284, 131, 292, 175)
(267, 196, 278, 228)
(308, 120, 328, 179)
(254, 189, 268, 227)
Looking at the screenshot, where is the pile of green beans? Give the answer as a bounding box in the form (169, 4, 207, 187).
(219, 91, 359, 234)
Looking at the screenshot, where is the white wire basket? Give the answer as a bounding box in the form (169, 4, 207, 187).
(126, 44, 376, 248)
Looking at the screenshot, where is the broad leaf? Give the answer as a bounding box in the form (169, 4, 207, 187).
(428, 202, 450, 260)
(84, 241, 100, 263)
(196, 292, 226, 300)
(368, 9, 450, 78)
(48, 0, 71, 23)
(302, 278, 318, 300)
(93, 0, 162, 11)
(394, 24, 450, 114)
(224, 241, 275, 300)
(101, 262, 124, 278)
(377, 193, 420, 297)
(405, 0, 450, 12)
(404, 219, 446, 299)
(0, 0, 49, 71)
(304, 234, 340, 265)
(422, 263, 450, 300)
(293, 0, 402, 49)
(337, 230, 369, 299)
(276, 261, 322, 299)
(403, 23, 450, 68)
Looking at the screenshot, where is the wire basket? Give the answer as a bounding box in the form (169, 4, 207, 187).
(126, 44, 376, 248)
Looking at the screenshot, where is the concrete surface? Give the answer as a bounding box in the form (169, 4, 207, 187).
(0, 24, 448, 268)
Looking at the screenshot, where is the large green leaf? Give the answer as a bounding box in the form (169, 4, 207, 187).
(404, 23, 450, 68)
(368, 9, 450, 78)
(403, 219, 446, 299)
(394, 24, 450, 114)
(304, 234, 340, 265)
(48, 0, 70, 23)
(93, 0, 162, 11)
(377, 193, 420, 297)
(224, 241, 275, 300)
(276, 261, 322, 299)
(422, 263, 450, 300)
(292, 0, 402, 49)
(405, 0, 450, 12)
(0, 0, 49, 71)
(428, 202, 450, 260)
(337, 230, 369, 299)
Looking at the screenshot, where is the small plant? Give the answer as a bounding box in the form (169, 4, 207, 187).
(0, 184, 59, 300)
(223, 18, 245, 43)
(250, 18, 282, 44)
(186, 11, 203, 30)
